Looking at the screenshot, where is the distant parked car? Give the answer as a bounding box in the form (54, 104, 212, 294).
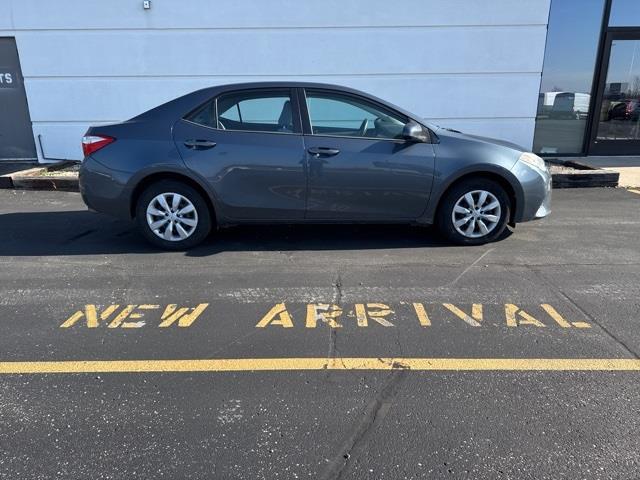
(607, 99, 640, 121)
(80, 82, 551, 249)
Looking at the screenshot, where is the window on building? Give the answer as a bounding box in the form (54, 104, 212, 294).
(609, 0, 640, 26)
(594, 39, 640, 145)
(533, 0, 606, 155)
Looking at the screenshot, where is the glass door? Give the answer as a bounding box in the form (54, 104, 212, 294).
(590, 30, 640, 155)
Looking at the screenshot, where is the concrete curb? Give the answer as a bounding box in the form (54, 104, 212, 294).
(1, 167, 79, 192)
(11, 175, 80, 192)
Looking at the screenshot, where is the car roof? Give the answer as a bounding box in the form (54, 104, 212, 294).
(131, 81, 423, 125)
(202, 81, 412, 113)
(217, 80, 370, 92)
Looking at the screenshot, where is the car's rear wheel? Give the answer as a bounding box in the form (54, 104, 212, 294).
(135, 180, 212, 250)
(437, 178, 510, 245)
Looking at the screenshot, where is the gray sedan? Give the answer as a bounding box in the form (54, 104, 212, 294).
(79, 82, 551, 249)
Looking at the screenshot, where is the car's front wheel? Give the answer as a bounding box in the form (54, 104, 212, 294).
(135, 180, 212, 250)
(437, 178, 510, 245)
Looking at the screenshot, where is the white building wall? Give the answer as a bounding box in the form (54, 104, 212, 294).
(0, 0, 551, 162)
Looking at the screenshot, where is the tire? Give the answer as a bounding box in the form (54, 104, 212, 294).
(135, 180, 212, 250)
(436, 178, 511, 246)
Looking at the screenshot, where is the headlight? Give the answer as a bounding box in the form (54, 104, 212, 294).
(519, 152, 547, 171)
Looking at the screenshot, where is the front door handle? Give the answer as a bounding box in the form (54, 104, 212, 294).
(184, 139, 217, 150)
(307, 147, 340, 157)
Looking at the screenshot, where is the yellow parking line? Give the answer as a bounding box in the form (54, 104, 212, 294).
(0, 358, 639, 374)
(628, 188, 640, 195)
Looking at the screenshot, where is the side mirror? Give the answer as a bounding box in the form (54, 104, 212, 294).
(402, 121, 429, 142)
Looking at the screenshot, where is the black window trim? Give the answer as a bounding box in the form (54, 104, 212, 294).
(183, 97, 218, 130)
(298, 87, 433, 144)
(182, 87, 303, 136)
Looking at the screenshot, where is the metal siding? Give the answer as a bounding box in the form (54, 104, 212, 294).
(4, 0, 551, 161)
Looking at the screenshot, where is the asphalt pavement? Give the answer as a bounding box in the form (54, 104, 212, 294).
(0, 187, 639, 479)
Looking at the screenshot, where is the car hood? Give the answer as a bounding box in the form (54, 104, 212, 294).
(428, 124, 526, 153)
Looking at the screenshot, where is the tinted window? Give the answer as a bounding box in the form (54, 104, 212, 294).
(305, 90, 407, 140)
(186, 101, 216, 128)
(595, 39, 640, 142)
(217, 90, 296, 133)
(532, 0, 606, 154)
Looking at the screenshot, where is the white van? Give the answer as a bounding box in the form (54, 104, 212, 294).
(550, 92, 591, 119)
(538, 91, 562, 116)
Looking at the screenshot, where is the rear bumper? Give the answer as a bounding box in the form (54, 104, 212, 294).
(79, 157, 132, 220)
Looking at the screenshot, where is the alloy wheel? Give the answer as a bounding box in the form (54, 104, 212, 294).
(451, 190, 502, 239)
(146, 192, 199, 241)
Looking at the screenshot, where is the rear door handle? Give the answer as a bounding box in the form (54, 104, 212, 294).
(184, 139, 217, 150)
(307, 147, 340, 157)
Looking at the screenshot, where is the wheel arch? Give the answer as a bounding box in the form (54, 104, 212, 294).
(130, 171, 218, 224)
(431, 169, 524, 224)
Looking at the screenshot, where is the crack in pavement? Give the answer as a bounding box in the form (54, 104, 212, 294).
(446, 247, 495, 287)
(526, 265, 640, 359)
(557, 289, 640, 359)
(319, 367, 408, 480)
(325, 272, 343, 373)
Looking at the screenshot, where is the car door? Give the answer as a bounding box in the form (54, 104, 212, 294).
(173, 88, 307, 220)
(300, 88, 435, 220)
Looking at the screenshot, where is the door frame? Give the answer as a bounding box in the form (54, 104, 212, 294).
(294, 86, 436, 221)
(587, 28, 640, 155)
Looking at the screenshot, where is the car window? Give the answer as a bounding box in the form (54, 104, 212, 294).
(185, 101, 216, 127)
(216, 90, 296, 133)
(305, 90, 407, 140)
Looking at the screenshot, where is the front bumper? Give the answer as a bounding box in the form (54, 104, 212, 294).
(534, 171, 552, 218)
(510, 160, 552, 222)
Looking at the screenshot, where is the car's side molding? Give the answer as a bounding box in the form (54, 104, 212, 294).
(418, 165, 525, 225)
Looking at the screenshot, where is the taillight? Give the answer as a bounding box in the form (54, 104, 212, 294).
(82, 135, 115, 157)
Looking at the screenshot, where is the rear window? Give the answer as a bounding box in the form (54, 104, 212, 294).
(185, 89, 298, 134)
(217, 90, 296, 133)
